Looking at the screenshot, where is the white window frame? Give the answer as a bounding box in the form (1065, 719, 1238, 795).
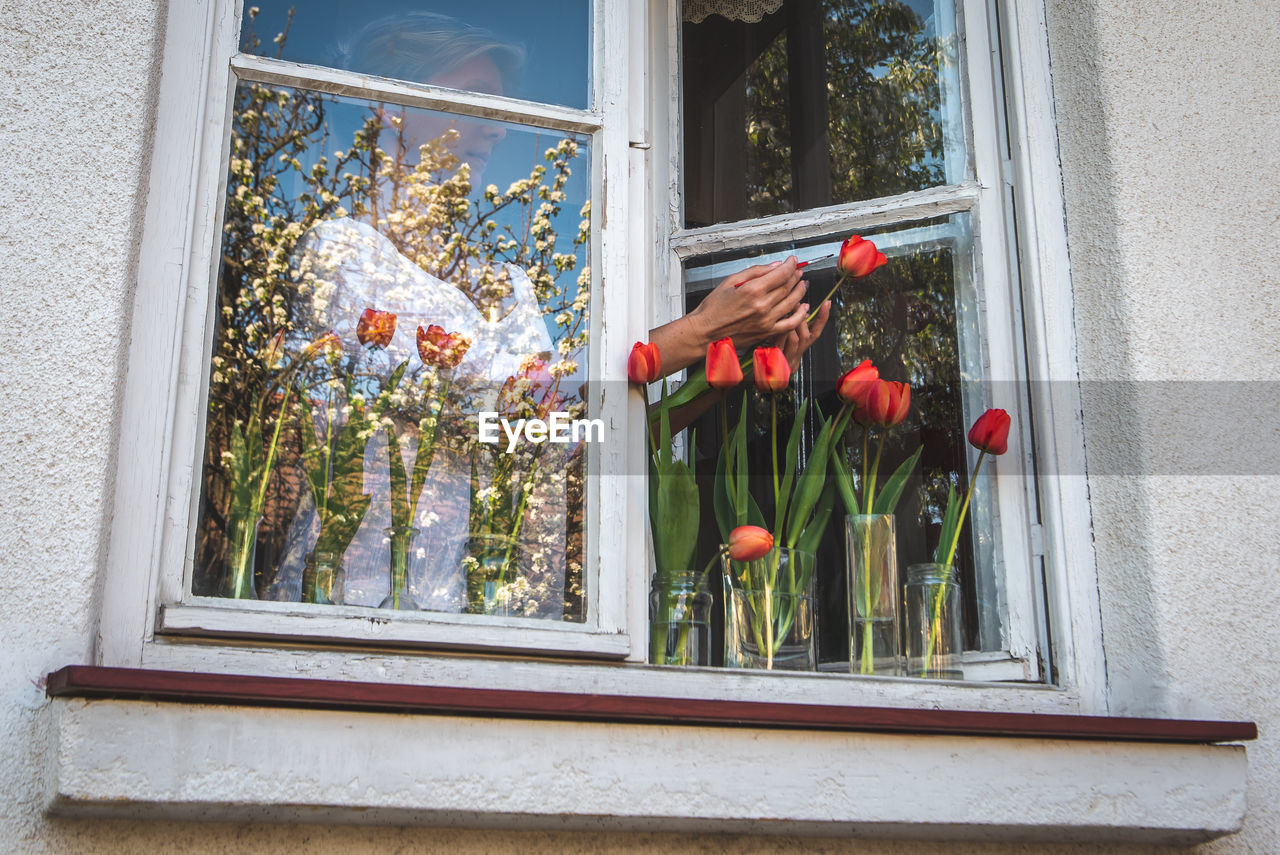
(99, 0, 639, 662)
(650, 0, 1104, 706)
(97, 0, 1107, 718)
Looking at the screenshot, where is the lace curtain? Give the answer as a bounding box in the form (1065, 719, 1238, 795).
(681, 0, 785, 23)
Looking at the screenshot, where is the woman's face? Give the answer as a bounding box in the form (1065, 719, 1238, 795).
(388, 54, 508, 182)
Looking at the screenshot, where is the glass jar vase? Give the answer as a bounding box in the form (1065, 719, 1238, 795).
(467, 533, 519, 616)
(649, 571, 712, 666)
(904, 563, 963, 679)
(301, 549, 344, 606)
(378, 525, 420, 610)
(846, 513, 901, 675)
(220, 510, 262, 600)
(722, 546, 817, 671)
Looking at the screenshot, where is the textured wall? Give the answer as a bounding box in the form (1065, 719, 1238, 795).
(0, 0, 166, 850)
(1048, 0, 1280, 852)
(1, 0, 1277, 853)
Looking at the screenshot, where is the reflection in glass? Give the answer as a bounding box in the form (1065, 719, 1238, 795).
(683, 215, 1001, 662)
(682, 0, 965, 226)
(193, 79, 591, 623)
(240, 1, 591, 110)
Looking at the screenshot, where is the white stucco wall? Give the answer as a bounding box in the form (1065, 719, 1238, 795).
(1, 0, 1277, 853)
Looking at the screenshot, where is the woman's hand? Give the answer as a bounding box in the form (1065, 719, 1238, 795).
(774, 299, 831, 371)
(689, 257, 809, 346)
(648, 257, 813, 377)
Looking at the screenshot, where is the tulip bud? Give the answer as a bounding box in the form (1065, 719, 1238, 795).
(727, 525, 774, 562)
(836, 359, 878, 407)
(705, 338, 743, 389)
(752, 346, 790, 393)
(499, 357, 557, 417)
(304, 331, 343, 361)
(356, 308, 397, 348)
(863, 379, 910, 428)
(837, 235, 888, 278)
(968, 408, 1011, 455)
(884, 381, 910, 427)
(417, 324, 471, 369)
(627, 341, 661, 384)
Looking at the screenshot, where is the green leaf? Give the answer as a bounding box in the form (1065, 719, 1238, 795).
(934, 483, 961, 565)
(796, 482, 837, 555)
(386, 425, 409, 530)
(872, 445, 922, 516)
(830, 447, 860, 516)
(409, 374, 447, 521)
(371, 360, 408, 418)
(295, 394, 327, 510)
(785, 408, 834, 548)
(732, 394, 750, 525)
(713, 442, 734, 544)
(774, 397, 808, 536)
(652, 457, 700, 574)
(658, 379, 672, 469)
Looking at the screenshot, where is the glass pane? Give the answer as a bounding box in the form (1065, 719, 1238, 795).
(193, 80, 593, 623)
(241, 1, 591, 110)
(683, 215, 1008, 664)
(682, 0, 965, 227)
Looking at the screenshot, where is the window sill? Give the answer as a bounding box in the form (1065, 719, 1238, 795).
(45, 667, 1252, 843)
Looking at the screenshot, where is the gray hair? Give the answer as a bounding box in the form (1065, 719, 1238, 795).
(337, 11, 524, 90)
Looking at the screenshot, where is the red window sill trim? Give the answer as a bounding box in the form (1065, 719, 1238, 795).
(45, 665, 1256, 744)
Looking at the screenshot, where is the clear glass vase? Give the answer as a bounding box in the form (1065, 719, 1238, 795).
(378, 525, 420, 610)
(301, 549, 344, 605)
(220, 510, 262, 600)
(468, 533, 519, 616)
(846, 514, 901, 675)
(905, 563, 963, 680)
(649, 571, 712, 666)
(722, 546, 817, 671)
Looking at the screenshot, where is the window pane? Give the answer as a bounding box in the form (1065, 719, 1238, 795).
(241, 1, 591, 110)
(682, 0, 965, 227)
(683, 215, 1007, 663)
(194, 81, 592, 623)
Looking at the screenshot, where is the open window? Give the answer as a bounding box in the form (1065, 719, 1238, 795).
(673, 0, 1042, 679)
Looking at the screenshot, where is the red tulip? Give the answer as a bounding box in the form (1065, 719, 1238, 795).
(498, 356, 558, 417)
(836, 359, 879, 407)
(356, 308, 397, 348)
(968, 408, 1011, 455)
(860, 379, 910, 428)
(705, 338, 743, 389)
(837, 235, 888, 278)
(416, 324, 472, 369)
(752, 346, 790, 393)
(305, 330, 343, 361)
(727, 525, 774, 562)
(627, 341, 661, 384)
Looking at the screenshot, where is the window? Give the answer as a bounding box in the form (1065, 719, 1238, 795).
(100, 0, 1104, 715)
(674, 0, 1036, 678)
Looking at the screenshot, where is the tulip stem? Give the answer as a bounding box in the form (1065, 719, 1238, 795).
(865, 432, 884, 515)
(806, 273, 847, 324)
(943, 450, 986, 570)
(924, 449, 987, 674)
